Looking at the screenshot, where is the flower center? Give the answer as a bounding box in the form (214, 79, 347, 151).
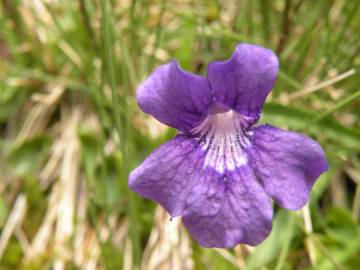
(191, 110, 252, 174)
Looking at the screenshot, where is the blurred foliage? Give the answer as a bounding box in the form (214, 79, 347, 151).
(0, 0, 359, 269)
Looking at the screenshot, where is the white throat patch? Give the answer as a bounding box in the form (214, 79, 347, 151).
(192, 110, 252, 173)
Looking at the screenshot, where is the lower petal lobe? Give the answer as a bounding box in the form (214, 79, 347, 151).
(136, 60, 213, 132)
(182, 166, 273, 248)
(248, 124, 328, 210)
(129, 135, 225, 218)
(129, 132, 277, 248)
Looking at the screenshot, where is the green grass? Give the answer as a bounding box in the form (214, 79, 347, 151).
(0, 0, 359, 269)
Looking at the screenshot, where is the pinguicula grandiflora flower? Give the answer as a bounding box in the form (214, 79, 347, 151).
(129, 43, 328, 248)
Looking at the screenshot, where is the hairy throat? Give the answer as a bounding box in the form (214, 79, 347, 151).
(191, 110, 253, 174)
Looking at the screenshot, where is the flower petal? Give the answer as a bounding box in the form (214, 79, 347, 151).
(136, 60, 213, 132)
(248, 124, 328, 210)
(129, 135, 225, 218)
(207, 43, 279, 118)
(182, 166, 273, 248)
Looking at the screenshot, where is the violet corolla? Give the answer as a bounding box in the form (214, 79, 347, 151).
(129, 43, 328, 248)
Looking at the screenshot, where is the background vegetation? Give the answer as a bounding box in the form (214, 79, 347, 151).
(0, 0, 359, 269)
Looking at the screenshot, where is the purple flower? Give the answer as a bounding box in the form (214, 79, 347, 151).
(129, 43, 328, 248)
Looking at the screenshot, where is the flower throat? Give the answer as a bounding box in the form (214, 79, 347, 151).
(191, 110, 252, 173)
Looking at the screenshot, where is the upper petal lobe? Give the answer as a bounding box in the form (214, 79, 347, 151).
(248, 124, 328, 210)
(136, 60, 213, 132)
(207, 43, 279, 118)
(182, 166, 273, 248)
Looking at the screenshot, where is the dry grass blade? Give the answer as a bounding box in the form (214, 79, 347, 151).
(39, 138, 64, 189)
(81, 230, 101, 270)
(215, 248, 244, 269)
(24, 183, 60, 260)
(234, 245, 250, 269)
(58, 40, 84, 71)
(53, 106, 82, 270)
(16, 84, 64, 144)
(141, 206, 194, 270)
(286, 69, 356, 101)
(0, 194, 27, 260)
(302, 204, 316, 266)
